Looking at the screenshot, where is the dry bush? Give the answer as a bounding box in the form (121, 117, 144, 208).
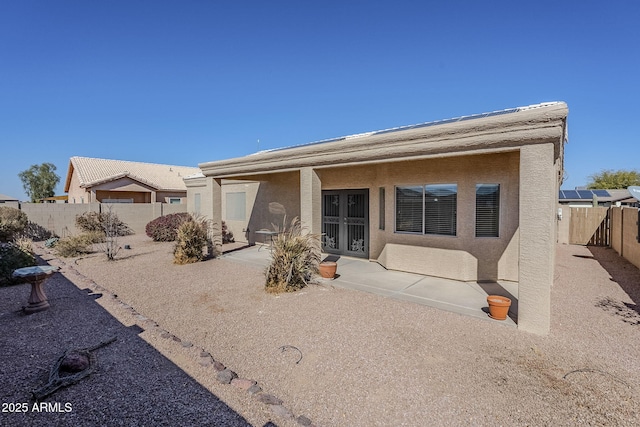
(173, 216, 210, 265)
(265, 217, 320, 294)
(76, 211, 133, 236)
(0, 207, 28, 242)
(55, 233, 102, 258)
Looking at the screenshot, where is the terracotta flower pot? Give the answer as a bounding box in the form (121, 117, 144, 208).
(487, 295, 511, 320)
(319, 261, 337, 279)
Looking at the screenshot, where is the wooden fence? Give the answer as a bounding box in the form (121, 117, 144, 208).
(569, 207, 610, 246)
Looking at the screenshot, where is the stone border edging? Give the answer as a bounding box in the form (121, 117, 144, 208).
(38, 246, 318, 427)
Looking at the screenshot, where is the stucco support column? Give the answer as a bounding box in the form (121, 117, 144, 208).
(151, 190, 157, 203)
(209, 177, 223, 255)
(518, 143, 556, 335)
(299, 167, 322, 236)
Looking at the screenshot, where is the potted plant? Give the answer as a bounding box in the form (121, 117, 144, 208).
(319, 261, 337, 279)
(486, 295, 511, 320)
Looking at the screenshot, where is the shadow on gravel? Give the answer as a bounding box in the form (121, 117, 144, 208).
(588, 246, 640, 325)
(0, 268, 251, 427)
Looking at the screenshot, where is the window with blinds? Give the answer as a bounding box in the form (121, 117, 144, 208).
(476, 184, 500, 237)
(395, 184, 457, 235)
(395, 186, 423, 232)
(424, 184, 457, 236)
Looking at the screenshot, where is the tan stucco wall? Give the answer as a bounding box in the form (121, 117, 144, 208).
(518, 143, 557, 335)
(186, 174, 298, 244)
(315, 151, 520, 282)
(220, 181, 259, 243)
(67, 169, 89, 203)
(244, 172, 300, 244)
(557, 205, 571, 244)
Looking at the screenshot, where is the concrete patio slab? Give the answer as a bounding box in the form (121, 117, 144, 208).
(222, 246, 518, 327)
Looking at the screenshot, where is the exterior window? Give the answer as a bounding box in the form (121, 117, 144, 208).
(379, 187, 385, 230)
(476, 184, 500, 237)
(424, 184, 457, 236)
(225, 192, 246, 221)
(395, 186, 423, 233)
(194, 193, 201, 215)
(169, 198, 181, 204)
(396, 184, 457, 235)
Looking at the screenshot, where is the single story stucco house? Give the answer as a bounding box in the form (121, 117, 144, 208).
(65, 157, 200, 204)
(188, 102, 569, 335)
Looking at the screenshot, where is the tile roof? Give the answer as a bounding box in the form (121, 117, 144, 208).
(67, 157, 200, 191)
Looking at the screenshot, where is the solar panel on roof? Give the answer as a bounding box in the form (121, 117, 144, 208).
(563, 190, 580, 199)
(593, 190, 610, 197)
(558, 190, 565, 199)
(577, 190, 593, 199)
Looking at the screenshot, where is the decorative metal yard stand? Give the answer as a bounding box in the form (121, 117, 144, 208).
(12, 265, 59, 314)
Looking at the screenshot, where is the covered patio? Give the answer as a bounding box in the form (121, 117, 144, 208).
(221, 245, 518, 326)
(193, 102, 568, 334)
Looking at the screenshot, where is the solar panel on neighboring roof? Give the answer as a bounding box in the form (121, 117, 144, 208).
(577, 190, 593, 199)
(562, 190, 580, 199)
(593, 190, 610, 197)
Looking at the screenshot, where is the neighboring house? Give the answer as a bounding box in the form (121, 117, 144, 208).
(0, 193, 19, 203)
(190, 102, 569, 335)
(559, 188, 637, 207)
(65, 157, 200, 204)
(39, 195, 69, 203)
(0, 193, 20, 208)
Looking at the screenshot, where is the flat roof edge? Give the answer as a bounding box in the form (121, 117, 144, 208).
(200, 102, 568, 176)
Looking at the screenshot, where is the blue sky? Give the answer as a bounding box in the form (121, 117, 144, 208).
(1, 0, 638, 200)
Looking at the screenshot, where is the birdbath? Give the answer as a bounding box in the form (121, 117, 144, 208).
(12, 265, 59, 314)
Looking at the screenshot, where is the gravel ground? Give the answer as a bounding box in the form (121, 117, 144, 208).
(2, 235, 640, 426)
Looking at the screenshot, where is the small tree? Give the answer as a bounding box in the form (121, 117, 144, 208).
(587, 169, 640, 189)
(99, 205, 125, 261)
(18, 163, 60, 202)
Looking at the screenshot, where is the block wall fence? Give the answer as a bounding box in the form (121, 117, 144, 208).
(18, 203, 189, 237)
(610, 206, 640, 270)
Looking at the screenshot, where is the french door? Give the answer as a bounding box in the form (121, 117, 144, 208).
(321, 189, 369, 258)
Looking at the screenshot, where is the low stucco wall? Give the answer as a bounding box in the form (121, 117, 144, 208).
(376, 244, 478, 281)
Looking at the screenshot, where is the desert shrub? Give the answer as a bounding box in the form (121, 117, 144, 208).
(145, 213, 191, 242)
(19, 221, 56, 241)
(54, 233, 99, 258)
(265, 217, 320, 294)
(0, 242, 37, 286)
(0, 207, 28, 242)
(76, 211, 133, 237)
(173, 216, 210, 264)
